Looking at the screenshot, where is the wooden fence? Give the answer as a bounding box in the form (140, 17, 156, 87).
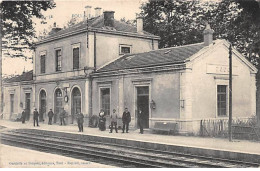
(199, 117, 260, 140)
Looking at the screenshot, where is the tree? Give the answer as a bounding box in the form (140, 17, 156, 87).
(1, 1, 56, 58)
(141, 0, 260, 119)
(0, 1, 56, 115)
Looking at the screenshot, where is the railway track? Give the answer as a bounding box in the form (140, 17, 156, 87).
(0, 129, 259, 168)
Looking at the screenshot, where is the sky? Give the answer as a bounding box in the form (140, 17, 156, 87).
(3, 0, 146, 77)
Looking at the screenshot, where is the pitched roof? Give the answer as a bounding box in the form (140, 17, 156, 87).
(38, 15, 158, 43)
(4, 70, 33, 83)
(97, 42, 206, 72)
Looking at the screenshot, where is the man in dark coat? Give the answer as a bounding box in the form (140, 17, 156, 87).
(48, 109, 54, 125)
(33, 108, 39, 127)
(60, 108, 66, 126)
(21, 109, 26, 124)
(76, 112, 84, 132)
(137, 108, 144, 134)
(122, 108, 131, 133)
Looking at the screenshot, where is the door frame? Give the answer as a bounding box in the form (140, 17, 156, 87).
(132, 79, 152, 128)
(39, 89, 47, 122)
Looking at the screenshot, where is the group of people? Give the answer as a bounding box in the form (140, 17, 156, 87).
(21, 106, 145, 134)
(21, 108, 85, 132)
(99, 107, 144, 134)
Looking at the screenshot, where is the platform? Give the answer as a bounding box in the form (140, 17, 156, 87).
(1, 120, 259, 163)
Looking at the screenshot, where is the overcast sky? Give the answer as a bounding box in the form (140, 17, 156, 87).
(3, 0, 146, 76)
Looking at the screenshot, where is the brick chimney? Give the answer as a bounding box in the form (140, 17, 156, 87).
(49, 22, 62, 35)
(136, 15, 143, 34)
(95, 7, 102, 17)
(84, 6, 92, 20)
(103, 11, 115, 27)
(203, 23, 214, 46)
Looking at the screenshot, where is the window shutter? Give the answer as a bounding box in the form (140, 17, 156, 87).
(73, 47, 79, 69)
(40, 55, 45, 73)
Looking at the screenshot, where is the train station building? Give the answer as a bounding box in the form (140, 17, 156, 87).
(2, 7, 258, 134)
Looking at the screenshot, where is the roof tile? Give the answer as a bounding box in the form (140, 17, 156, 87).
(97, 43, 205, 72)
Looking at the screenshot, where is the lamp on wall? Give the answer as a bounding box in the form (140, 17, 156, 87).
(180, 99, 185, 108)
(150, 100, 156, 109)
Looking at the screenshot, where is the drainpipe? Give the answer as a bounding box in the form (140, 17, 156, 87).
(94, 32, 97, 71)
(152, 39, 154, 50)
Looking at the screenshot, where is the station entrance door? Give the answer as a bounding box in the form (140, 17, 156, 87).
(136, 86, 149, 128)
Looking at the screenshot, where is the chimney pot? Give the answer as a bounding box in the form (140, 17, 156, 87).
(84, 6, 92, 20)
(103, 11, 115, 27)
(136, 15, 143, 34)
(203, 23, 214, 46)
(53, 22, 56, 28)
(94, 7, 102, 17)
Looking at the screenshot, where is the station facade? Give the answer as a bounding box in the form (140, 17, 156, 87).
(2, 7, 257, 134)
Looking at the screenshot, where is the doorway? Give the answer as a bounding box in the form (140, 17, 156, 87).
(54, 88, 63, 123)
(136, 86, 149, 128)
(71, 87, 81, 123)
(25, 93, 30, 121)
(39, 90, 46, 122)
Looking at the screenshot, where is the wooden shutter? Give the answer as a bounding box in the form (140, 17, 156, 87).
(40, 55, 45, 73)
(73, 47, 79, 69)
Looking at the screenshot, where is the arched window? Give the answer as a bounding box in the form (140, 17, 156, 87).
(39, 90, 46, 122)
(71, 87, 81, 123)
(54, 88, 63, 123)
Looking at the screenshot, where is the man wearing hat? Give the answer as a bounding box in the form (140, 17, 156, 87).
(48, 109, 54, 125)
(33, 108, 39, 127)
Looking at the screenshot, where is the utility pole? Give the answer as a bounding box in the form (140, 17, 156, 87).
(228, 44, 233, 142)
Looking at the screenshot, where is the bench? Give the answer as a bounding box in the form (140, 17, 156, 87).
(151, 122, 178, 135)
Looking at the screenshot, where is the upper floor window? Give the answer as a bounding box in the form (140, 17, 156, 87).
(55, 49, 62, 71)
(40, 52, 46, 74)
(72, 44, 80, 70)
(119, 44, 132, 55)
(217, 85, 227, 116)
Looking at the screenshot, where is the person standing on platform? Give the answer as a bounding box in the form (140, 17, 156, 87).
(110, 109, 118, 133)
(48, 109, 54, 125)
(33, 108, 39, 127)
(138, 108, 144, 134)
(122, 108, 131, 133)
(60, 108, 66, 126)
(77, 112, 84, 132)
(21, 109, 26, 124)
(98, 109, 106, 131)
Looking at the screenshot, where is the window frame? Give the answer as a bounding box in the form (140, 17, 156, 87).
(119, 44, 132, 55)
(55, 48, 62, 72)
(98, 84, 111, 116)
(40, 51, 47, 74)
(72, 43, 80, 70)
(217, 84, 228, 117)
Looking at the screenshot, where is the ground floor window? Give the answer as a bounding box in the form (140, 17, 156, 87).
(100, 88, 110, 115)
(217, 85, 227, 116)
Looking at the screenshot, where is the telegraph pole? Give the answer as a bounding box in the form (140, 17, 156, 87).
(228, 44, 233, 142)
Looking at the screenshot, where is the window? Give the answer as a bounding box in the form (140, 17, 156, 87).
(73, 47, 80, 69)
(119, 45, 131, 55)
(100, 88, 110, 115)
(217, 85, 227, 116)
(55, 49, 62, 71)
(40, 54, 46, 73)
